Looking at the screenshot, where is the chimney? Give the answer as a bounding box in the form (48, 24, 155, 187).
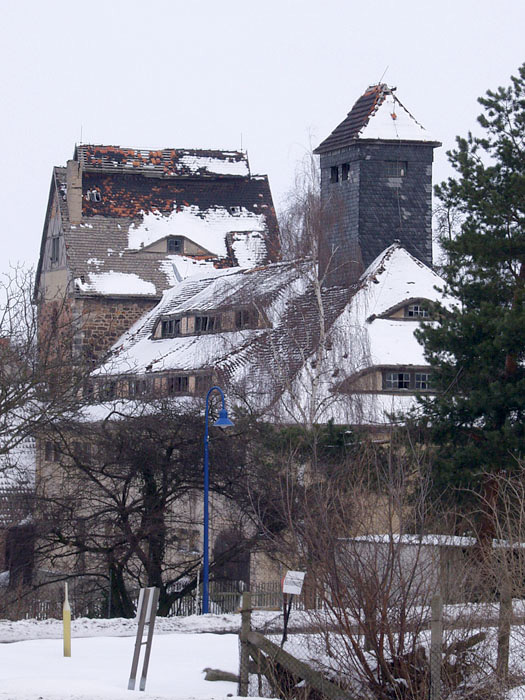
(66, 159, 82, 224)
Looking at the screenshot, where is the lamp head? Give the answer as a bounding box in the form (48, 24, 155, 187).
(214, 407, 234, 429)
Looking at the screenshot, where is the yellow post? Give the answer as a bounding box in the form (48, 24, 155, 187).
(63, 582, 71, 657)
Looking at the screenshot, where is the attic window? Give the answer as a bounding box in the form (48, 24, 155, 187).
(405, 303, 429, 318)
(385, 161, 408, 177)
(167, 237, 182, 253)
(341, 163, 350, 181)
(50, 237, 60, 264)
(330, 166, 339, 184)
(195, 315, 219, 333)
(161, 318, 181, 338)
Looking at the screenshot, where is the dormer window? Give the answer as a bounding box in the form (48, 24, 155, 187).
(161, 318, 181, 338)
(167, 237, 182, 253)
(229, 206, 241, 215)
(383, 370, 433, 391)
(235, 309, 257, 329)
(405, 303, 429, 318)
(195, 315, 219, 332)
(86, 189, 102, 202)
(167, 375, 189, 395)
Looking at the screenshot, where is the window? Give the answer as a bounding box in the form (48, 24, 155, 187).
(405, 303, 429, 318)
(161, 318, 181, 337)
(195, 315, 219, 332)
(167, 237, 182, 253)
(86, 189, 102, 202)
(195, 374, 212, 395)
(100, 381, 117, 400)
(167, 375, 189, 395)
(415, 373, 432, 390)
(176, 528, 199, 552)
(45, 442, 60, 462)
(384, 372, 410, 390)
(330, 166, 339, 183)
(383, 370, 433, 391)
(385, 161, 408, 177)
(50, 237, 60, 264)
(128, 378, 149, 397)
(235, 309, 257, 329)
(341, 163, 350, 181)
(229, 206, 241, 215)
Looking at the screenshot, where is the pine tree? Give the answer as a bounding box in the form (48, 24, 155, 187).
(416, 64, 525, 495)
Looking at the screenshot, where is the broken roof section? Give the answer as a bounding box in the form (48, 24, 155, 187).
(314, 84, 440, 154)
(75, 145, 250, 178)
(36, 144, 280, 300)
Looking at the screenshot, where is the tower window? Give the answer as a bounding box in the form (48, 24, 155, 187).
(167, 237, 182, 253)
(341, 163, 350, 181)
(385, 161, 408, 177)
(330, 166, 339, 183)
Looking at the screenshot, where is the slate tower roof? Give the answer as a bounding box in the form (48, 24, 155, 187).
(315, 84, 441, 287)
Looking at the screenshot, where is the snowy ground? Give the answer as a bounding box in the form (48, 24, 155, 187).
(0, 615, 254, 700)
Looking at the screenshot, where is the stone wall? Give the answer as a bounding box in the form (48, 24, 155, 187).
(71, 296, 158, 362)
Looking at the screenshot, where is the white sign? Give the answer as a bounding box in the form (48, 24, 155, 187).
(282, 571, 306, 595)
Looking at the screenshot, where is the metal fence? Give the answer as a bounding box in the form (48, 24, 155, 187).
(1, 579, 298, 621)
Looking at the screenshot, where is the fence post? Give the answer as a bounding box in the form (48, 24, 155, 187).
(497, 578, 511, 681)
(238, 591, 251, 697)
(430, 593, 442, 700)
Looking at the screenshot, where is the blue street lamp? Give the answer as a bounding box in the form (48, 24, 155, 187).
(202, 386, 234, 614)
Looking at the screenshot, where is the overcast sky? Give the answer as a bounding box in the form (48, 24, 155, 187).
(1, 0, 524, 278)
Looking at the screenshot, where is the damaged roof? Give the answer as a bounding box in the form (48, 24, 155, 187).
(94, 244, 451, 425)
(36, 145, 280, 300)
(314, 84, 440, 154)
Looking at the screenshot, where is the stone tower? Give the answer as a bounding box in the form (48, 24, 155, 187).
(314, 84, 441, 286)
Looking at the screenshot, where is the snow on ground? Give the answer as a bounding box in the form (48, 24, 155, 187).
(0, 632, 239, 700)
(0, 611, 295, 643)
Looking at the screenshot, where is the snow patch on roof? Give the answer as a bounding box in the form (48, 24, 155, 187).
(160, 256, 218, 285)
(359, 92, 436, 142)
(76, 272, 156, 296)
(128, 206, 267, 256)
(178, 153, 249, 177)
(231, 231, 267, 267)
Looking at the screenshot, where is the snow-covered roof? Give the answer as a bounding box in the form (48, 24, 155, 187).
(35, 146, 280, 302)
(93, 243, 450, 428)
(128, 206, 267, 257)
(315, 84, 439, 154)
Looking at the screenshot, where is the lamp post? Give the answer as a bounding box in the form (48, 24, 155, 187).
(203, 386, 234, 614)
